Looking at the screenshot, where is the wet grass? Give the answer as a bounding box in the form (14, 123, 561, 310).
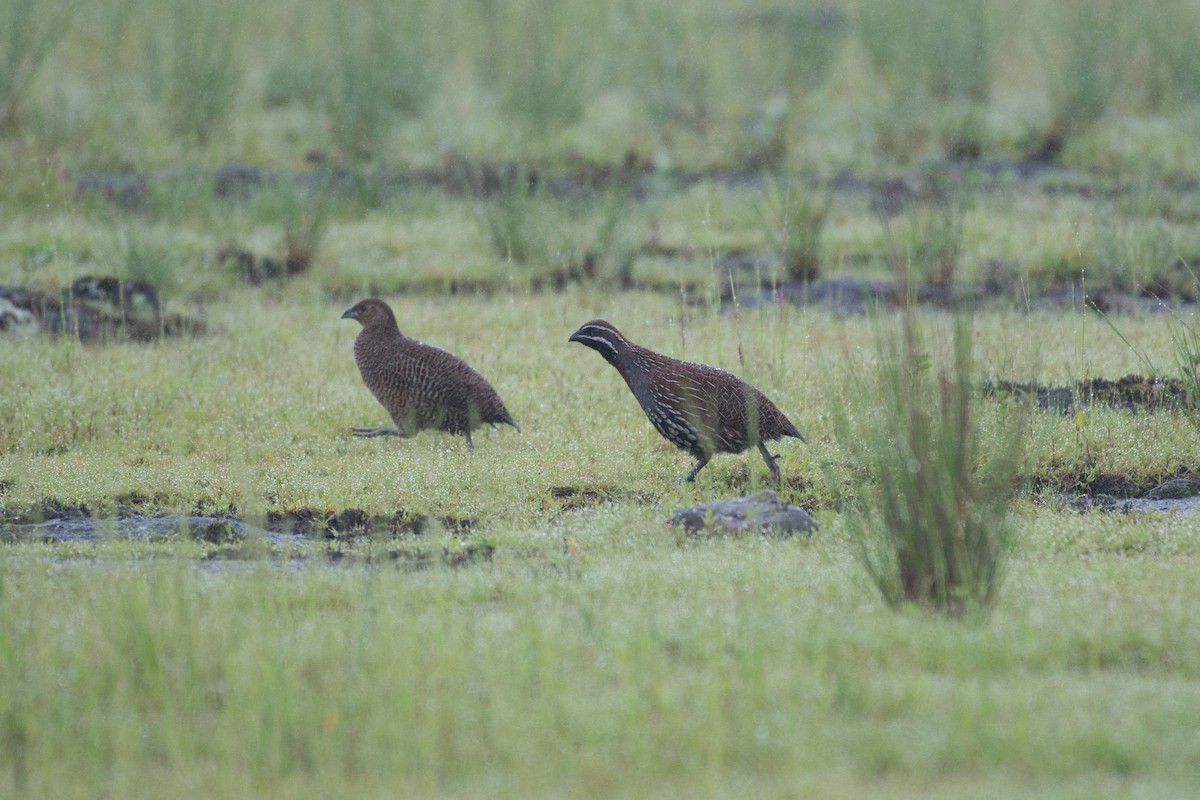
(3, 0, 1200, 796)
(3, 507, 1200, 798)
(1, 290, 1195, 520)
(10, 0, 1198, 170)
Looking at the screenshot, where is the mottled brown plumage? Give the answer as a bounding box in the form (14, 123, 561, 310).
(342, 298, 517, 447)
(569, 319, 804, 482)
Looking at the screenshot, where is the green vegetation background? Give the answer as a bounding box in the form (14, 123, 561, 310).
(3, 0, 1200, 797)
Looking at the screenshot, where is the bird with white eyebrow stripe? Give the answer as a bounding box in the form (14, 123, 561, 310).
(568, 319, 805, 482)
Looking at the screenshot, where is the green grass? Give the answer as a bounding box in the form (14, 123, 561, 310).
(325, 0, 434, 159)
(0, 0, 78, 131)
(4, 508, 1200, 797)
(1, 291, 1194, 519)
(5, 192, 1200, 800)
(832, 306, 1025, 616)
(3, 0, 1200, 795)
(5, 0, 1198, 172)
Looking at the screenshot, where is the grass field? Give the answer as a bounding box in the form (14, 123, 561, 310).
(3, 292, 1199, 798)
(4, 515, 1200, 798)
(4, 0, 1200, 797)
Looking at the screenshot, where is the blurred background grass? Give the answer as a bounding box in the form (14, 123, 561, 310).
(5, 0, 1198, 169)
(5, 0, 1200, 300)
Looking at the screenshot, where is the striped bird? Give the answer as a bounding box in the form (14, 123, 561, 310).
(568, 319, 804, 482)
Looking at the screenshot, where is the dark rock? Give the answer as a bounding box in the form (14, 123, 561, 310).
(0, 277, 203, 342)
(221, 247, 288, 284)
(1080, 375, 1189, 413)
(329, 508, 371, 534)
(74, 171, 148, 210)
(779, 278, 897, 314)
(72, 275, 160, 314)
(1087, 472, 1142, 498)
(265, 507, 430, 538)
(0, 297, 35, 332)
(1144, 478, 1200, 501)
(1069, 494, 1128, 513)
(669, 489, 818, 537)
(981, 380, 1074, 413)
(214, 163, 269, 198)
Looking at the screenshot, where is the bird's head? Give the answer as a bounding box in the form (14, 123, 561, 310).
(342, 298, 399, 331)
(568, 319, 629, 366)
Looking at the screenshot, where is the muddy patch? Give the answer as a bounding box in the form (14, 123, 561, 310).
(985, 375, 1194, 414)
(68, 155, 1200, 306)
(0, 503, 489, 570)
(549, 485, 613, 512)
(267, 507, 476, 538)
(546, 485, 658, 519)
(1041, 474, 1200, 515)
(73, 154, 1111, 211)
(0, 276, 205, 342)
(0, 513, 296, 546)
(716, 277, 1189, 315)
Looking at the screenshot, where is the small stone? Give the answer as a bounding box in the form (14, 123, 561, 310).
(668, 489, 818, 537)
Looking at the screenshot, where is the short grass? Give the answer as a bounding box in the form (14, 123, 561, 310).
(3, 291, 1199, 796)
(3, 505, 1200, 798)
(4, 0, 1200, 795)
(1, 290, 1194, 519)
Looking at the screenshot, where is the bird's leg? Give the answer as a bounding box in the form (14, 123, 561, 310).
(464, 429, 474, 450)
(351, 426, 408, 438)
(682, 455, 710, 483)
(757, 441, 782, 484)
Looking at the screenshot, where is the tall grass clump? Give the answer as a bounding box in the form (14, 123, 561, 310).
(901, 172, 973, 288)
(587, 179, 642, 287)
(246, 177, 331, 276)
(622, 1, 715, 134)
(478, 169, 639, 286)
(0, 0, 78, 131)
(326, 0, 434, 159)
(262, 61, 326, 109)
(475, 0, 592, 133)
(859, 0, 993, 159)
(1139, 0, 1200, 111)
(756, 173, 832, 282)
(859, 0, 992, 103)
(479, 167, 552, 267)
(777, 3, 844, 98)
(738, 3, 845, 167)
(114, 226, 178, 294)
(833, 294, 1026, 617)
(1033, 0, 1125, 161)
(1170, 310, 1200, 427)
(147, 0, 243, 144)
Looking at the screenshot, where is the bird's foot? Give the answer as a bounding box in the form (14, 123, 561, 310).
(681, 457, 709, 483)
(352, 426, 407, 438)
(758, 442, 783, 483)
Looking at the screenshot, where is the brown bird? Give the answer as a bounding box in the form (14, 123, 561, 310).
(569, 319, 804, 482)
(342, 298, 518, 447)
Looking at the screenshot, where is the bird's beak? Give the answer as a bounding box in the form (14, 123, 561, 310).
(567, 328, 583, 344)
(341, 307, 357, 320)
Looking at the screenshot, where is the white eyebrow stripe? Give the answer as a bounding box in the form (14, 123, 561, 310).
(576, 332, 620, 359)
